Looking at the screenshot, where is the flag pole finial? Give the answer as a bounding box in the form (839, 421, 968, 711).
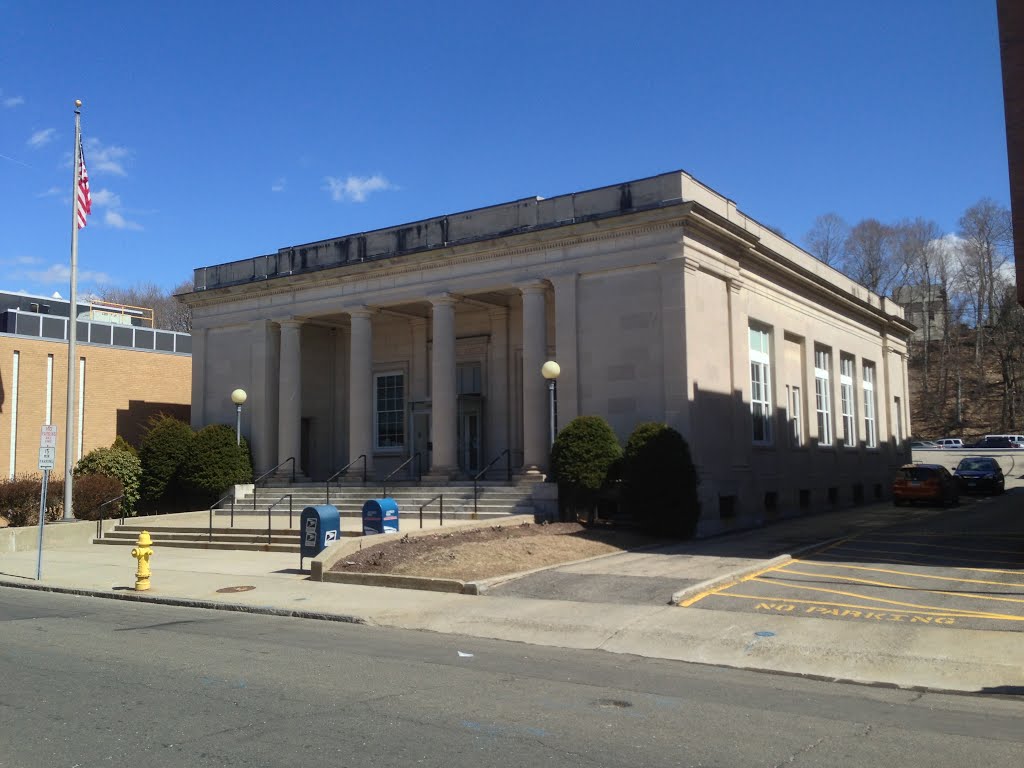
(74, 99, 82, 108)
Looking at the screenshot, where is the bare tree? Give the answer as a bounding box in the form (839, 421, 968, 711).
(98, 279, 193, 332)
(844, 219, 905, 296)
(893, 218, 945, 401)
(958, 199, 1012, 364)
(804, 213, 849, 268)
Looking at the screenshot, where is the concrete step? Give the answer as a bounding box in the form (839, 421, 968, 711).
(100, 530, 302, 545)
(93, 538, 300, 553)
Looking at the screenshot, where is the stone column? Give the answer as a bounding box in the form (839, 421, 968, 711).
(727, 277, 750, 467)
(520, 282, 548, 475)
(550, 273, 579, 426)
(277, 319, 303, 477)
(410, 319, 428, 404)
(249, 320, 275, 473)
(487, 308, 510, 468)
(189, 326, 207, 430)
(348, 308, 374, 479)
(428, 295, 457, 479)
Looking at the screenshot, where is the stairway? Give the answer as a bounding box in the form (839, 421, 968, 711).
(92, 481, 537, 552)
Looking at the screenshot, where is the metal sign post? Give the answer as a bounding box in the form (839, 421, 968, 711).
(36, 426, 58, 580)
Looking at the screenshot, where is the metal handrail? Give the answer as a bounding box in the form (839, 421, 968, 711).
(473, 448, 511, 518)
(419, 494, 443, 529)
(325, 454, 367, 504)
(266, 494, 294, 546)
(94, 495, 125, 539)
(253, 457, 295, 511)
(381, 452, 421, 498)
(208, 491, 236, 542)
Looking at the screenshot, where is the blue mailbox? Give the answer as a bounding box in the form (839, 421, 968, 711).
(362, 498, 399, 535)
(300, 505, 341, 568)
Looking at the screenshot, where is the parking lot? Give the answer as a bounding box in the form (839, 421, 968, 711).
(680, 493, 1024, 632)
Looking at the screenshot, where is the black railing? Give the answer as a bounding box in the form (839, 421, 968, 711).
(473, 448, 511, 518)
(325, 454, 367, 504)
(266, 494, 294, 546)
(419, 494, 443, 529)
(208, 491, 236, 542)
(252, 457, 295, 511)
(93, 495, 125, 539)
(381, 452, 421, 498)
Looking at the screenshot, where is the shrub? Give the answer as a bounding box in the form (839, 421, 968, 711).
(139, 415, 194, 504)
(0, 476, 64, 526)
(621, 422, 700, 538)
(550, 416, 622, 521)
(72, 474, 124, 520)
(111, 435, 138, 457)
(180, 424, 253, 504)
(75, 446, 142, 516)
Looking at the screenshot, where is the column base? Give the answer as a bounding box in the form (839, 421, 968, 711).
(515, 467, 547, 482)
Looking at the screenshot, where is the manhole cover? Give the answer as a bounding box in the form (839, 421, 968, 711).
(216, 585, 255, 593)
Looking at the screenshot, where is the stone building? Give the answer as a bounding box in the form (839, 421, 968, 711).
(0, 291, 191, 479)
(892, 284, 946, 343)
(183, 170, 913, 532)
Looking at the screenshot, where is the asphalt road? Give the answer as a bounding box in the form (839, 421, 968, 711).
(1, 587, 1022, 767)
(684, 491, 1024, 632)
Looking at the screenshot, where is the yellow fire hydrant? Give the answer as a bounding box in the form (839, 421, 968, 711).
(130, 531, 154, 591)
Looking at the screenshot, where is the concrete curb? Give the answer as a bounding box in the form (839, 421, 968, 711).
(0, 576, 367, 625)
(321, 571, 477, 594)
(669, 536, 847, 606)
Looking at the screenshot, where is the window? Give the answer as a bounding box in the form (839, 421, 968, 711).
(374, 372, 405, 449)
(840, 355, 856, 447)
(863, 362, 877, 448)
(749, 327, 772, 444)
(788, 384, 803, 447)
(814, 347, 832, 446)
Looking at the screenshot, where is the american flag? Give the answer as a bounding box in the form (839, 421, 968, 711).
(76, 140, 91, 229)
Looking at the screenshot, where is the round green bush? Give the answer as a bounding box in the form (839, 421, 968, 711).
(139, 415, 195, 503)
(75, 446, 142, 515)
(621, 422, 700, 538)
(550, 416, 622, 519)
(180, 424, 253, 503)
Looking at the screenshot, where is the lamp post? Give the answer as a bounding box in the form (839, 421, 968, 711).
(231, 388, 247, 446)
(541, 360, 560, 448)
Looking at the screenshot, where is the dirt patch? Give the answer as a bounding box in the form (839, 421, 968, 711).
(330, 522, 664, 582)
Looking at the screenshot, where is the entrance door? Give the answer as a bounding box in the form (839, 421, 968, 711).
(413, 411, 431, 473)
(458, 398, 483, 474)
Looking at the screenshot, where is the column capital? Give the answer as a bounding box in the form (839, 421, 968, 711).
(429, 292, 457, 308)
(346, 306, 375, 320)
(487, 305, 509, 320)
(683, 256, 701, 274)
(728, 276, 745, 294)
(549, 272, 578, 289)
(518, 280, 548, 296)
(278, 318, 305, 331)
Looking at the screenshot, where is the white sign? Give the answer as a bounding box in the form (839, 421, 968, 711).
(40, 425, 58, 448)
(38, 446, 56, 470)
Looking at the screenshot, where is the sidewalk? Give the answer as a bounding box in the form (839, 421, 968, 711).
(1, 505, 1021, 695)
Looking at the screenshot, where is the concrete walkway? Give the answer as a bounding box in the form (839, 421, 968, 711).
(1, 503, 1021, 696)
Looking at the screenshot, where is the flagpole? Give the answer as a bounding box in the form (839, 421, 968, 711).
(62, 99, 82, 521)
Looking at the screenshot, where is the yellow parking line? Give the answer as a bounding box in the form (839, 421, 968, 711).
(712, 592, 1024, 621)
(748, 577, 1016, 619)
(820, 544, 1023, 568)
(774, 568, 1024, 606)
(854, 538, 1024, 556)
(811, 552, 1024, 577)
(778, 560, 1024, 589)
(675, 558, 794, 608)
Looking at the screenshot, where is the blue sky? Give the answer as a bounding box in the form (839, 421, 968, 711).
(0, 1, 1009, 299)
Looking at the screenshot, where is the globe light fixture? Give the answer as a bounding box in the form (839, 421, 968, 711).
(231, 388, 247, 445)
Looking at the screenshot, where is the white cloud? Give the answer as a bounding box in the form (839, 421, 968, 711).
(4, 96, 24, 108)
(0, 255, 43, 266)
(104, 210, 143, 230)
(90, 188, 121, 208)
(28, 128, 56, 148)
(271, 177, 286, 193)
(22, 263, 113, 286)
(35, 186, 62, 198)
(83, 137, 130, 176)
(323, 174, 394, 203)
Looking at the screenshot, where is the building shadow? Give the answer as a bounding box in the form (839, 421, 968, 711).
(116, 400, 191, 446)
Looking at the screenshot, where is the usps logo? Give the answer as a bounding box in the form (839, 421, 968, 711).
(324, 530, 338, 544)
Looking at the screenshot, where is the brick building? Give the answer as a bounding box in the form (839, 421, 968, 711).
(0, 291, 192, 479)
